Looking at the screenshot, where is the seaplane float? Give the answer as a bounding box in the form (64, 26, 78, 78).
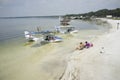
(55, 25, 78, 34)
(24, 31, 63, 43)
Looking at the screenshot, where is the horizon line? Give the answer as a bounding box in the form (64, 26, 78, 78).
(0, 15, 64, 18)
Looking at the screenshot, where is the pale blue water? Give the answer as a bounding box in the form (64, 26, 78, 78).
(0, 17, 59, 41)
(0, 17, 109, 44)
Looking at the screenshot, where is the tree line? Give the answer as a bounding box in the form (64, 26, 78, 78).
(65, 8, 120, 18)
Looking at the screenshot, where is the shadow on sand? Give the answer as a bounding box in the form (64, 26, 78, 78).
(31, 41, 49, 47)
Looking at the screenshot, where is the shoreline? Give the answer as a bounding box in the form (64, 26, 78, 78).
(0, 18, 116, 80)
(60, 18, 120, 80)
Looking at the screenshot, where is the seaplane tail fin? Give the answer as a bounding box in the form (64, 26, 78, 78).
(24, 31, 43, 43)
(24, 31, 30, 39)
(24, 31, 34, 40)
(24, 31, 30, 35)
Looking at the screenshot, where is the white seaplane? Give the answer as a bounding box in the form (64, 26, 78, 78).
(24, 31, 63, 43)
(55, 16, 78, 34)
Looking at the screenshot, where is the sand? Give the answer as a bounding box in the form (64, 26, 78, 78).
(0, 18, 120, 80)
(60, 18, 120, 80)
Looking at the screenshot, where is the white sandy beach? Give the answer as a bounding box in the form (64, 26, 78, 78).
(60, 18, 120, 80)
(0, 18, 120, 80)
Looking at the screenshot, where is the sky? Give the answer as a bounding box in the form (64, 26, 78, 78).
(0, 0, 120, 17)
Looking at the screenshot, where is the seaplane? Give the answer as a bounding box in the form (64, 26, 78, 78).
(55, 25, 78, 34)
(55, 16, 78, 34)
(24, 31, 63, 43)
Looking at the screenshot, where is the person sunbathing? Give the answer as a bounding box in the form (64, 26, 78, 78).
(84, 41, 90, 48)
(84, 41, 93, 48)
(76, 42, 85, 50)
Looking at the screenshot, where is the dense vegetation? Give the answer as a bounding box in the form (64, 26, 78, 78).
(65, 8, 120, 18)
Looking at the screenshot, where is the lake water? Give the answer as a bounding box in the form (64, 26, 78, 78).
(0, 17, 109, 42)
